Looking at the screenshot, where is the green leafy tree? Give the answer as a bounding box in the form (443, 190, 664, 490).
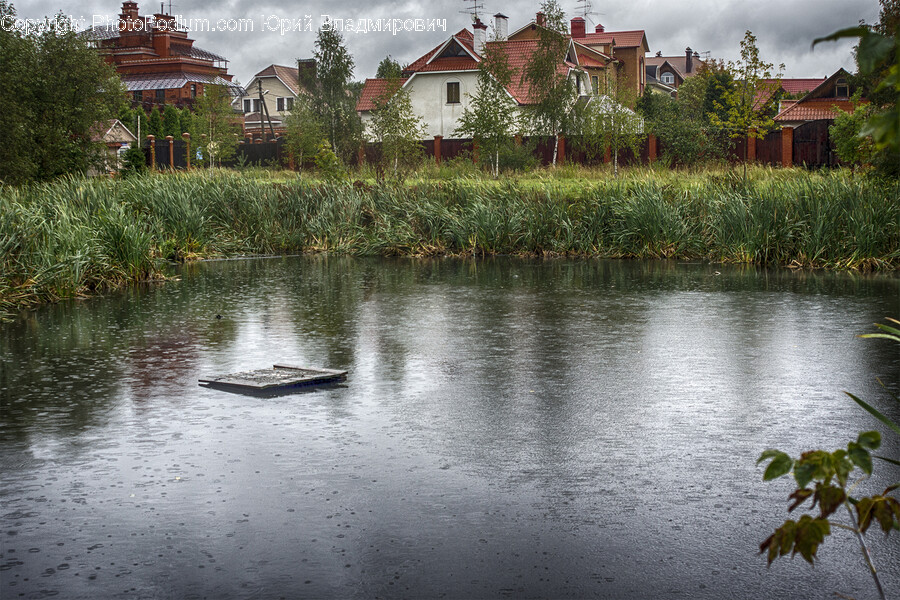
(179, 107, 194, 139)
(369, 78, 426, 178)
(147, 107, 164, 139)
(162, 104, 181, 137)
(301, 22, 363, 163)
(758, 319, 900, 600)
(830, 96, 877, 167)
(375, 55, 403, 79)
(120, 143, 147, 177)
(521, 0, 576, 166)
(814, 2, 900, 176)
(455, 36, 520, 177)
(194, 84, 239, 167)
(577, 72, 644, 176)
(284, 94, 325, 175)
(0, 1, 126, 183)
(637, 88, 717, 167)
(709, 31, 784, 179)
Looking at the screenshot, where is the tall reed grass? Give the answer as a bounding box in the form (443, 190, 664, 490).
(2, 169, 898, 316)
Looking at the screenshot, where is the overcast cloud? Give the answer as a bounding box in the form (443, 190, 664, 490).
(12, 0, 881, 83)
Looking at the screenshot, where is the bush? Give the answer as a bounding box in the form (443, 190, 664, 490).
(314, 141, 346, 180)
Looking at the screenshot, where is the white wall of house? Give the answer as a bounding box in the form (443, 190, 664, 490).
(405, 71, 481, 139)
(235, 76, 297, 119)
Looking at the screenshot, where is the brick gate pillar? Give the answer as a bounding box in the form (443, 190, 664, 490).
(781, 126, 793, 168)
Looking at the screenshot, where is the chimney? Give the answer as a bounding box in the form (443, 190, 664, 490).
(594, 23, 605, 33)
(571, 17, 585, 39)
(119, 1, 140, 35)
(473, 18, 487, 56)
(685, 47, 693, 74)
(493, 13, 508, 41)
(536, 11, 546, 27)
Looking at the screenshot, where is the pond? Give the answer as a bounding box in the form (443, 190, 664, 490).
(2, 256, 899, 599)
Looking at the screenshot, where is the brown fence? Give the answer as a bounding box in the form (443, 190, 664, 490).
(141, 121, 840, 172)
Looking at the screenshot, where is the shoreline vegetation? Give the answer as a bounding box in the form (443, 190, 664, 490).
(2, 166, 898, 317)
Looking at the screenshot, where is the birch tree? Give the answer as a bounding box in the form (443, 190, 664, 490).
(455, 37, 520, 177)
(709, 30, 783, 179)
(521, 0, 575, 166)
(369, 79, 425, 178)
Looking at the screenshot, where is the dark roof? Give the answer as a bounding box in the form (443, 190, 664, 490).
(124, 73, 244, 95)
(83, 25, 226, 62)
(645, 55, 703, 79)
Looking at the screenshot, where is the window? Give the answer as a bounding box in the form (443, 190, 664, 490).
(277, 97, 294, 112)
(661, 72, 675, 85)
(446, 81, 460, 104)
(591, 75, 599, 95)
(243, 98, 261, 113)
(835, 78, 849, 98)
(190, 84, 197, 98)
(576, 75, 582, 95)
(155, 89, 165, 102)
(133, 90, 143, 102)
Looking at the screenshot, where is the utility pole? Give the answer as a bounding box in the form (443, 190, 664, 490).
(257, 79, 276, 140)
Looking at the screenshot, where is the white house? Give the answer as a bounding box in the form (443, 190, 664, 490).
(356, 14, 617, 142)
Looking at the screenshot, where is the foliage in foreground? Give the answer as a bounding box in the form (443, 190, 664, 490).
(758, 320, 900, 600)
(1, 169, 898, 316)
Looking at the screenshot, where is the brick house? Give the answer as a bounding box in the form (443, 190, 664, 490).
(87, 1, 243, 110)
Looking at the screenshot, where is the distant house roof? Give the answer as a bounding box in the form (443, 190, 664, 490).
(646, 54, 702, 80)
(83, 25, 227, 62)
(123, 72, 244, 94)
(251, 64, 301, 96)
(775, 98, 857, 122)
(774, 78, 828, 95)
(90, 119, 137, 143)
(575, 30, 649, 51)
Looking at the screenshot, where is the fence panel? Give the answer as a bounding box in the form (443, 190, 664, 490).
(793, 121, 834, 168)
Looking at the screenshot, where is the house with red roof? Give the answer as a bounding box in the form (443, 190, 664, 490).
(356, 12, 621, 142)
(774, 69, 858, 127)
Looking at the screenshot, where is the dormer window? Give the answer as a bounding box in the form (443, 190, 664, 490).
(835, 77, 849, 98)
(437, 40, 469, 59)
(661, 72, 675, 85)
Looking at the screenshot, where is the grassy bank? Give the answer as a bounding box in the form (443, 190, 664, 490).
(2, 167, 898, 316)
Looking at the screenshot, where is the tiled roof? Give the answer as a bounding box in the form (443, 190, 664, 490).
(123, 73, 244, 95)
(775, 78, 827, 95)
(576, 30, 647, 49)
(775, 98, 857, 122)
(413, 56, 480, 73)
(356, 78, 409, 111)
(83, 25, 226, 62)
(253, 64, 301, 95)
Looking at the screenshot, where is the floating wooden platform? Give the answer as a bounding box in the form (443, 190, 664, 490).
(199, 364, 347, 394)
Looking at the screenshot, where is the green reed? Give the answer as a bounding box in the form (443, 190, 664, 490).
(2, 168, 898, 316)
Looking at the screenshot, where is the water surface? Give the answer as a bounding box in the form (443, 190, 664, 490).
(2, 257, 899, 599)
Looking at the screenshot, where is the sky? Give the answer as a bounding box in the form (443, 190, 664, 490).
(11, 0, 882, 84)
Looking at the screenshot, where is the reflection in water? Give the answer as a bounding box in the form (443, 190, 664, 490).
(1, 257, 898, 599)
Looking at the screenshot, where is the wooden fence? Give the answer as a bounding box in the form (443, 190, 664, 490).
(141, 122, 840, 171)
